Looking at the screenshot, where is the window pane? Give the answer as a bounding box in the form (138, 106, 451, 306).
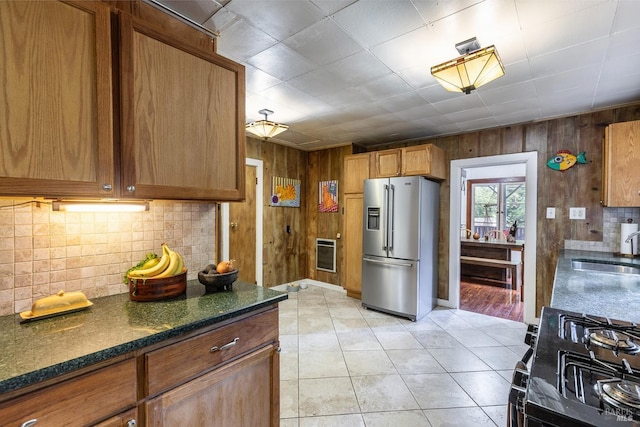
(472, 184, 498, 236)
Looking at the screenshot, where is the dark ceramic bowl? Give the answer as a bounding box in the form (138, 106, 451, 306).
(198, 269, 238, 292)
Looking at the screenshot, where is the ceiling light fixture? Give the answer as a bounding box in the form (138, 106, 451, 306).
(245, 109, 289, 140)
(52, 200, 150, 213)
(430, 37, 505, 94)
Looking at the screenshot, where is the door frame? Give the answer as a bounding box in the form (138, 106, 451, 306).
(220, 158, 263, 286)
(447, 152, 538, 324)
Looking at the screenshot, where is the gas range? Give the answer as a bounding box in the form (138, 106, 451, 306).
(510, 307, 640, 427)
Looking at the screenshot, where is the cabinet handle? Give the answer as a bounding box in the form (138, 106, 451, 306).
(126, 185, 136, 193)
(102, 184, 112, 192)
(21, 420, 37, 427)
(126, 420, 137, 427)
(210, 337, 239, 353)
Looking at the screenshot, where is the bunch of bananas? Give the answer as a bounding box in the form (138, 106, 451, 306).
(126, 243, 185, 282)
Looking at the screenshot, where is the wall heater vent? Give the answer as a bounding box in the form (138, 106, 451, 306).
(316, 239, 336, 273)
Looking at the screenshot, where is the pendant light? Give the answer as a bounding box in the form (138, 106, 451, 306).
(245, 109, 288, 140)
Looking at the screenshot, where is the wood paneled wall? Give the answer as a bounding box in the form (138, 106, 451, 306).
(245, 138, 308, 287)
(365, 103, 640, 315)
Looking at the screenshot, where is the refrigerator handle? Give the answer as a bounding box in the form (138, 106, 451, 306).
(383, 184, 389, 251)
(388, 184, 395, 251)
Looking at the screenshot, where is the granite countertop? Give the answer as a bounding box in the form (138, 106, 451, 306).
(0, 281, 287, 395)
(551, 249, 640, 322)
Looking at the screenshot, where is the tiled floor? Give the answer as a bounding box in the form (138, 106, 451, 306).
(275, 282, 529, 426)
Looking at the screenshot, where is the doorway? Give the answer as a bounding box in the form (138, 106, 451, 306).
(220, 158, 263, 286)
(448, 152, 538, 325)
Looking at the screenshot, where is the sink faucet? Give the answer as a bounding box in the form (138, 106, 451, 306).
(625, 230, 640, 243)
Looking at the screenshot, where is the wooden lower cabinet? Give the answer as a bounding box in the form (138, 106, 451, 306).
(95, 408, 138, 427)
(146, 344, 279, 426)
(343, 193, 364, 299)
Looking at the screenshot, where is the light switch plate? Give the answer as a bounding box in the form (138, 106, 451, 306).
(569, 207, 586, 220)
(546, 207, 555, 219)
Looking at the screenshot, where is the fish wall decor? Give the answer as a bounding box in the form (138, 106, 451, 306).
(546, 150, 587, 171)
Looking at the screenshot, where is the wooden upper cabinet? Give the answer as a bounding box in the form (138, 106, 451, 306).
(370, 149, 401, 178)
(343, 154, 370, 193)
(0, 0, 115, 198)
(401, 144, 446, 179)
(602, 120, 640, 207)
(119, 12, 246, 201)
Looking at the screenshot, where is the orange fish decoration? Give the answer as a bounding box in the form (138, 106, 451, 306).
(547, 150, 587, 171)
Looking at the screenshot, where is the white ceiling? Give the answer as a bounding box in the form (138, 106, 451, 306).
(153, 0, 640, 151)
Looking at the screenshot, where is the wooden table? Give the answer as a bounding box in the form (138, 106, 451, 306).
(460, 239, 525, 299)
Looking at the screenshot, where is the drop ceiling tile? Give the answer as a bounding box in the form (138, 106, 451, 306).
(155, 0, 223, 24)
(515, 0, 610, 29)
(225, 0, 326, 41)
(288, 67, 348, 98)
(486, 96, 540, 117)
(538, 87, 598, 117)
(216, 20, 278, 63)
(391, 104, 441, 121)
(244, 65, 282, 93)
(478, 81, 538, 106)
(375, 92, 430, 113)
(412, 0, 484, 24)
(283, 18, 362, 66)
(332, 0, 426, 48)
(203, 3, 236, 32)
(259, 83, 335, 119)
(528, 38, 609, 78)
(612, 0, 640, 33)
(323, 51, 392, 86)
(533, 66, 600, 95)
(431, 93, 486, 114)
(481, 60, 532, 89)
(600, 51, 640, 83)
(445, 106, 495, 124)
(246, 43, 316, 81)
(359, 74, 414, 101)
(495, 108, 542, 126)
(593, 88, 640, 109)
(416, 84, 461, 104)
(310, 0, 358, 15)
(371, 26, 438, 72)
(456, 116, 500, 132)
(606, 27, 640, 59)
(315, 86, 374, 109)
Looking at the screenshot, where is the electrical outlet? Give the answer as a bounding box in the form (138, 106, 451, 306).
(546, 207, 556, 219)
(569, 207, 586, 220)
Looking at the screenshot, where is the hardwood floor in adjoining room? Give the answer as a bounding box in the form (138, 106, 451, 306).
(460, 280, 523, 323)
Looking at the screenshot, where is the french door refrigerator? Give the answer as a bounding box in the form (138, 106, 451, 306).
(361, 176, 439, 321)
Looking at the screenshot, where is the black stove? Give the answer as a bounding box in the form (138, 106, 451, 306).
(513, 307, 640, 426)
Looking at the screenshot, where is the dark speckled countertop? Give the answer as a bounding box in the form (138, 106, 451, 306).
(552, 249, 640, 322)
(0, 281, 287, 395)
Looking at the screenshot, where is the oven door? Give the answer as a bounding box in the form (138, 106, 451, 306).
(508, 324, 537, 427)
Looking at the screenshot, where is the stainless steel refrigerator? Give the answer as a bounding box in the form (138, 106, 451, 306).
(361, 176, 439, 321)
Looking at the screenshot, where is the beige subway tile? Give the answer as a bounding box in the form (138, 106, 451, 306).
(14, 261, 32, 275)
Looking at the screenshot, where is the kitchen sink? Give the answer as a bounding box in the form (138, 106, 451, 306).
(571, 258, 640, 275)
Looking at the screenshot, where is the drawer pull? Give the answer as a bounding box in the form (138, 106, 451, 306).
(210, 337, 239, 353)
(126, 420, 137, 427)
(21, 420, 37, 427)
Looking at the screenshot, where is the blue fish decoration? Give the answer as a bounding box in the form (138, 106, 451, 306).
(547, 150, 587, 171)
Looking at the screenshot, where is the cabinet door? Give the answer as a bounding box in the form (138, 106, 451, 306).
(94, 408, 138, 427)
(401, 144, 446, 179)
(602, 121, 640, 207)
(370, 149, 401, 178)
(344, 154, 370, 193)
(0, 0, 115, 198)
(343, 193, 363, 299)
(146, 344, 279, 427)
(119, 13, 246, 201)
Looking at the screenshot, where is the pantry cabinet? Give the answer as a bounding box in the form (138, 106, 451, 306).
(343, 193, 364, 299)
(602, 120, 640, 207)
(0, 0, 246, 201)
(119, 12, 246, 201)
(0, 0, 115, 198)
(344, 153, 370, 193)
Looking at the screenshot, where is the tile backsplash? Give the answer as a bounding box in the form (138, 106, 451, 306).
(0, 199, 216, 316)
(565, 207, 640, 252)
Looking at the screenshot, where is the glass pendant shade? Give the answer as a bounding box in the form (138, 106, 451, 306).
(431, 45, 504, 94)
(245, 109, 288, 139)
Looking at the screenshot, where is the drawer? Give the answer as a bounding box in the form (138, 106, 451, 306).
(0, 359, 137, 427)
(145, 307, 278, 396)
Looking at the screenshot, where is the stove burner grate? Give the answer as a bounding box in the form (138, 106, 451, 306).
(600, 379, 640, 411)
(589, 330, 640, 355)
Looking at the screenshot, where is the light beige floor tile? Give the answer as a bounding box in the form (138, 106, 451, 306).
(281, 351, 299, 381)
(469, 346, 522, 370)
(401, 317, 443, 332)
(386, 349, 445, 374)
(483, 404, 507, 427)
(299, 414, 365, 427)
(298, 316, 335, 334)
(424, 407, 497, 426)
(447, 328, 502, 347)
(281, 318, 299, 335)
(428, 347, 491, 372)
(337, 330, 383, 351)
(411, 330, 464, 349)
(328, 305, 364, 319)
(298, 377, 360, 417)
(361, 410, 432, 427)
(365, 317, 406, 332)
(351, 374, 419, 412)
(299, 351, 349, 379)
(482, 327, 527, 346)
(281, 379, 299, 418)
(403, 373, 475, 409)
(450, 371, 511, 406)
(374, 331, 424, 350)
(332, 317, 370, 332)
(496, 369, 514, 382)
(343, 350, 398, 376)
(279, 334, 299, 353)
(298, 332, 340, 352)
(280, 418, 299, 427)
(429, 315, 476, 330)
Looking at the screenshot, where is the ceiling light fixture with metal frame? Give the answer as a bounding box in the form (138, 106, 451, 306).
(245, 109, 289, 140)
(430, 37, 505, 95)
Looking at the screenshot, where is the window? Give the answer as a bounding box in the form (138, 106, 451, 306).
(466, 177, 525, 240)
